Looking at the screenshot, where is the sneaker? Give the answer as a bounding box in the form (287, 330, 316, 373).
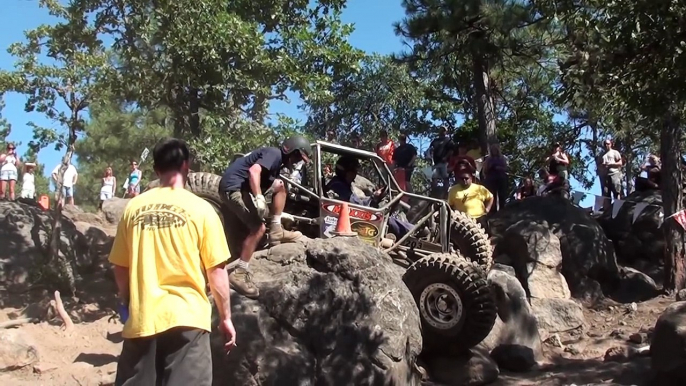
(228, 267, 259, 298)
(268, 224, 302, 246)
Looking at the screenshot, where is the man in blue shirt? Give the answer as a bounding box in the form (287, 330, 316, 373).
(219, 135, 312, 298)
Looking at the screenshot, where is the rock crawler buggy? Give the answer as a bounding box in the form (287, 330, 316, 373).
(148, 141, 497, 355)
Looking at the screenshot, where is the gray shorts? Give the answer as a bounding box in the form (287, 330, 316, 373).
(222, 188, 273, 232)
(115, 327, 211, 386)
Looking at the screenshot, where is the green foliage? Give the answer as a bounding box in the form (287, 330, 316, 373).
(65, 0, 363, 137)
(187, 112, 296, 174)
(74, 100, 171, 208)
(301, 54, 450, 145)
(0, 94, 12, 150)
(0, 0, 111, 154)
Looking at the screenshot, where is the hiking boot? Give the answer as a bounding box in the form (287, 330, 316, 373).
(269, 224, 302, 246)
(228, 267, 259, 298)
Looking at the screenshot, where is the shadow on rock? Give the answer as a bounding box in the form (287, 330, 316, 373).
(488, 196, 620, 300)
(210, 238, 423, 386)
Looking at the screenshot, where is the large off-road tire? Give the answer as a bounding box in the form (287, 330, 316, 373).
(450, 210, 493, 271)
(403, 253, 497, 356)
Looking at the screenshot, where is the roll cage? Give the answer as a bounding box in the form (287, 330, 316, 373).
(280, 140, 454, 255)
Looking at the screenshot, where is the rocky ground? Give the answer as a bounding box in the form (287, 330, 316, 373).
(0, 287, 674, 386)
(0, 195, 684, 385)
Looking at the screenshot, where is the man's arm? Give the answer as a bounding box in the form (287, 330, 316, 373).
(248, 164, 263, 196)
(200, 206, 233, 319)
(207, 264, 231, 320)
(108, 211, 131, 302)
(73, 170, 78, 185)
(113, 264, 130, 303)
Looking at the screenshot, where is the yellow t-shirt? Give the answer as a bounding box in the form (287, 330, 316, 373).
(108, 187, 229, 339)
(448, 183, 493, 219)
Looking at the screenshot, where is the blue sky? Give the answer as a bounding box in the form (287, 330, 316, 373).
(0, 0, 602, 206)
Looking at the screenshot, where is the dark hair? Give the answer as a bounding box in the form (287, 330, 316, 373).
(153, 137, 190, 174)
(380, 130, 388, 137)
(399, 133, 407, 141)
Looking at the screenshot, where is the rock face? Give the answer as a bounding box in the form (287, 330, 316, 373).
(597, 190, 663, 265)
(490, 217, 585, 340)
(651, 301, 686, 385)
(480, 264, 542, 373)
(500, 221, 571, 300)
(101, 197, 129, 225)
(210, 238, 423, 386)
(0, 202, 113, 290)
(0, 330, 39, 371)
(489, 196, 620, 298)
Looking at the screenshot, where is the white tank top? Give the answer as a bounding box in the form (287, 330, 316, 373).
(1, 155, 17, 173)
(101, 176, 115, 191)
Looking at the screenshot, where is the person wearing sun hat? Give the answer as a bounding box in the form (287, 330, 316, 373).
(20, 162, 37, 200)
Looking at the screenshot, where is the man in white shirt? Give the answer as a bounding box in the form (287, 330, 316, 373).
(601, 139, 623, 201)
(52, 162, 78, 206)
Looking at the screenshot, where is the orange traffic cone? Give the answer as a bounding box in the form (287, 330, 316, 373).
(334, 202, 357, 237)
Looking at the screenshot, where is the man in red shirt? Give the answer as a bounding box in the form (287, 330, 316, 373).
(375, 130, 395, 167)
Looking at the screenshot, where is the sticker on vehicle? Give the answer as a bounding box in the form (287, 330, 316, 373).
(351, 222, 379, 239)
(324, 216, 338, 225)
(322, 204, 380, 222)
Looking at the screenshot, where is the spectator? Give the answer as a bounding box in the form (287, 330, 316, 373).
(99, 166, 116, 210)
(51, 161, 78, 206)
(0, 143, 21, 201)
(375, 130, 395, 166)
(392, 134, 417, 193)
(601, 139, 624, 201)
(515, 177, 536, 200)
(448, 142, 477, 175)
(547, 143, 570, 182)
(20, 163, 36, 200)
(427, 126, 454, 184)
(639, 154, 661, 190)
(482, 143, 509, 213)
(219, 135, 311, 299)
(126, 161, 142, 198)
(448, 167, 494, 227)
(109, 138, 235, 385)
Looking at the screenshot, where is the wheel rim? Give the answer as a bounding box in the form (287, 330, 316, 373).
(419, 283, 463, 330)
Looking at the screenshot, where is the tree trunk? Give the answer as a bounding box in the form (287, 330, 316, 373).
(472, 54, 497, 155)
(660, 108, 686, 292)
(49, 144, 77, 296)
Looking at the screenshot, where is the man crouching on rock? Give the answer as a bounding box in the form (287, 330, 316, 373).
(219, 135, 312, 298)
(109, 138, 236, 386)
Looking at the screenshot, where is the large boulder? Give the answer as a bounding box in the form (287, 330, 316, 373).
(651, 301, 686, 385)
(0, 202, 113, 291)
(480, 264, 542, 373)
(0, 329, 39, 371)
(489, 196, 620, 298)
(597, 190, 663, 266)
(101, 197, 129, 225)
(210, 238, 423, 385)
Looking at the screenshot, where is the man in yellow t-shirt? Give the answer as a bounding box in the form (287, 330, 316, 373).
(448, 168, 494, 219)
(109, 138, 236, 386)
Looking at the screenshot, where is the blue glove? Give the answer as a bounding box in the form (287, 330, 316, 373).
(117, 303, 129, 324)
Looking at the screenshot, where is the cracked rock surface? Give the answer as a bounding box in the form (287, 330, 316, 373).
(210, 237, 423, 386)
